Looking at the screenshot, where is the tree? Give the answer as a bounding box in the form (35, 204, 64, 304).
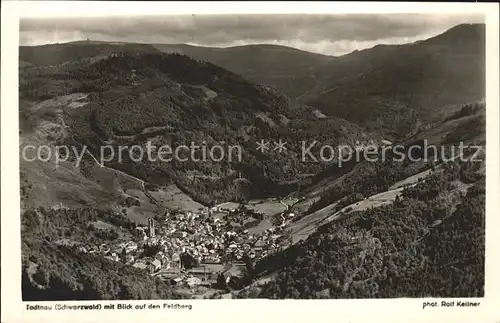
(430, 160, 436, 172)
(216, 273, 230, 291)
(143, 243, 161, 257)
(180, 252, 198, 269)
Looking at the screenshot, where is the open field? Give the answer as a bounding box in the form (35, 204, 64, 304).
(20, 140, 122, 211)
(28, 93, 89, 112)
(122, 188, 159, 224)
(247, 218, 273, 235)
(317, 186, 412, 228)
(87, 162, 144, 192)
(90, 220, 118, 230)
(286, 201, 340, 244)
(247, 199, 287, 216)
(286, 177, 435, 244)
(404, 111, 485, 147)
(389, 168, 434, 190)
(150, 185, 205, 212)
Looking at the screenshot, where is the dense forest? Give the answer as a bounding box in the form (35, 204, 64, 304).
(300, 105, 485, 218)
(40, 52, 375, 205)
(235, 159, 485, 299)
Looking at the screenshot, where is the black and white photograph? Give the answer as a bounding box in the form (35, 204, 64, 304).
(4, 1, 497, 309)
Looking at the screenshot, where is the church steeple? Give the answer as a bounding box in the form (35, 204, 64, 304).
(148, 218, 155, 238)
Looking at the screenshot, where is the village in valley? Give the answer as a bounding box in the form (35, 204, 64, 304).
(73, 200, 297, 290)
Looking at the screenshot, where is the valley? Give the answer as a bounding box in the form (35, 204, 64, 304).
(18, 22, 486, 300)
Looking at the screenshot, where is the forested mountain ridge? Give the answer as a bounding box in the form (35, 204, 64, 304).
(303, 23, 485, 138)
(20, 42, 334, 99)
(152, 43, 334, 98)
(20, 23, 485, 141)
(227, 100, 486, 299)
(20, 51, 375, 206)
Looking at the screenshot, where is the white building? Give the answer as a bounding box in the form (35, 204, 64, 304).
(149, 259, 162, 273)
(125, 241, 138, 253)
(186, 276, 202, 287)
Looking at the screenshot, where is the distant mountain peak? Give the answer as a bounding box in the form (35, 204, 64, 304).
(427, 23, 486, 44)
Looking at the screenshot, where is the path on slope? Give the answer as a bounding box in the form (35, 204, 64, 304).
(287, 170, 436, 244)
(287, 151, 470, 244)
(278, 200, 289, 225)
(288, 184, 416, 244)
(71, 137, 162, 207)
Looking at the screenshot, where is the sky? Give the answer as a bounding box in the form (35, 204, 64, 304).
(19, 13, 484, 56)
